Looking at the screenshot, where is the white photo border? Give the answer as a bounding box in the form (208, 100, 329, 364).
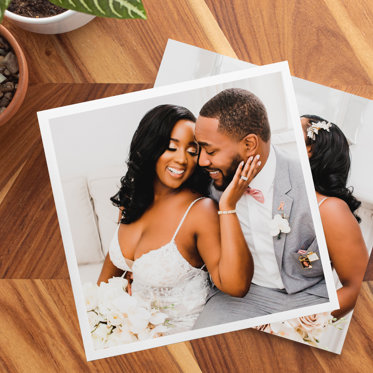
(38, 61, 339, 361)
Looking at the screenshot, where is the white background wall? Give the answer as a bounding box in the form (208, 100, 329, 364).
(49, 70, 292, 182)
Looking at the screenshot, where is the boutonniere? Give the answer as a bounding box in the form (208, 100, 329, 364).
(270, 214, 291, 239)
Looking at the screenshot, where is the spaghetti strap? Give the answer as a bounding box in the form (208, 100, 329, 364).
(171, 197, 205, 242)
(318, 197, 328, 207)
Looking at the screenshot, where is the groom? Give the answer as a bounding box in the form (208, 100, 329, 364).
(193, 88, 329, 328)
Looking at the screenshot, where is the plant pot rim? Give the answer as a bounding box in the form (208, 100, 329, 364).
(5, 8, 78, 25)
(0, 25, 28, 127)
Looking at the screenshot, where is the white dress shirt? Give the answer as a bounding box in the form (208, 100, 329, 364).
(212, 147, 285, 289)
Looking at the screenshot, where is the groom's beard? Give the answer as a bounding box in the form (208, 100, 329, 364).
(213, 155, 243, 191)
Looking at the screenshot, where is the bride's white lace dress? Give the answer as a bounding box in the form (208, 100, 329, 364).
(108, 197, 210, 334)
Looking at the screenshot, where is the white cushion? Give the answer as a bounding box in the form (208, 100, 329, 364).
(78, 262, 105, 284)
(88, 169, 125, 256)
(62, 177, 104, 264)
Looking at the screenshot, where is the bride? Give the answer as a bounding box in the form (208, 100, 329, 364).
(98, 104, 260, 335)
(301, 115, 368, 318)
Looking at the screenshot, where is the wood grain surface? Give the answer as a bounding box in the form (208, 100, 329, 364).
(0, 0, 373, 371)
(0, 280, 372, 372)
(2, 0, 236, 84)
(205, 0, 373, 99)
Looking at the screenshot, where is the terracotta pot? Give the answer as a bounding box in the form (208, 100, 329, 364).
(0, 25, 28, 127)
(5, 9, 95, 34)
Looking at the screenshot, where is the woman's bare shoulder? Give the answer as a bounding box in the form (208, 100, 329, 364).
(192, 197, 218, 211)
(188, 197, 218, 222)
(319, 196, 358, 229)
(320, 196, 350, 214)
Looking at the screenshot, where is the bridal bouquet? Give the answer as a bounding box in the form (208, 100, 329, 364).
(83, 277, 169, 349)
(254, 313, 344, 347)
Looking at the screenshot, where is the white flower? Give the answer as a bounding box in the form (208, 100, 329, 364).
(268, 312, 335, 347)
(98, 279, 127, 305)
(269, 321, 304, 342)
(83, 277, 172, 349)
(136, 329, 153, 341)
(298, 313, 333, 331)
(94, 323, 110, 338)
(106, 310, 126, 327)
(105, 326, 137, 347)
(269, 214, 291, 237)
(83, 282, 99, 311)
(149, 311, 168, 325)
(112, 290, 138, 311)
(87, 311, 100, 331)
(108, 276, 128, 290)
(307, 121, 332, 141)
(149, 324, 169, 338)
(127, 307, 152, 334)
(91, 323, 112, 349)
(297, 313, 334, 341)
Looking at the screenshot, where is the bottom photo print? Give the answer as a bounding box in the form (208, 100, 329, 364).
(154, 40, 373, 354)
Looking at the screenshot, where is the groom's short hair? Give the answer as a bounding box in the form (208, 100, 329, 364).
(199, 88, 271, 142)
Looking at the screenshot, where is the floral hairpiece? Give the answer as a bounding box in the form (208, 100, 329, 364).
(307, 121, 332, 141)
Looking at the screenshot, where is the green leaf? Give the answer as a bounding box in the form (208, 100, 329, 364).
(48, 0, 147, 19)
(0, 0, 12, 24)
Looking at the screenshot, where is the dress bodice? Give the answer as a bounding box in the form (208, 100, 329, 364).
(108, 197, 210, 333)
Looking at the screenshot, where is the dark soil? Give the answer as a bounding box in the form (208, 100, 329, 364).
(0, 36, 19, 113)
(8, 0, 67, 18)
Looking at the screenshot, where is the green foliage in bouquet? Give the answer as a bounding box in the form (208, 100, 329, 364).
(0, 0, 147, 23)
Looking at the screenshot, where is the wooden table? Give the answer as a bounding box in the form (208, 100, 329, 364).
(1, 1, 373, 371)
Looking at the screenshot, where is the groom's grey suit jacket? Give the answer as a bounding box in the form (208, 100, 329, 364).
(272, 147, 327, 298)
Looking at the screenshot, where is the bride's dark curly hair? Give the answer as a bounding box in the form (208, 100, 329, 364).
(111, 104, 211, 224)
(301, 114, 361, 222)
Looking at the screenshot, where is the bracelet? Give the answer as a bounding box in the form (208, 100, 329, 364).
(218, 209, 236, 215)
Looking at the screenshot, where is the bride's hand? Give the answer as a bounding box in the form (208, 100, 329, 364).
(219, 155, 261, 210)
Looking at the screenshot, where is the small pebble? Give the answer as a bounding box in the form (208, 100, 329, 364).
(0, 37, 8, 49)
(3, 52, 18, 74)
(0, 97, 10, 107)
(0, 37, 20, 113)
(0, 82, 14, 93)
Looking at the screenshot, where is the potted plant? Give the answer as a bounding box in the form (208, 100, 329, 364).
(0, 0, 146, 126)
(0, 2, 28, 126)
(3, 0, 147, 34)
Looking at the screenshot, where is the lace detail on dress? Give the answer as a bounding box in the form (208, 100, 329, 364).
(108, 197, 210, 333)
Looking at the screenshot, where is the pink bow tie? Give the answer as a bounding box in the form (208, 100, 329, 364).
(246, 187, 265, 203)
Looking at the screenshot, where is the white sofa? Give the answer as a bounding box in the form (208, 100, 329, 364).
(63, 166, 126, 284)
